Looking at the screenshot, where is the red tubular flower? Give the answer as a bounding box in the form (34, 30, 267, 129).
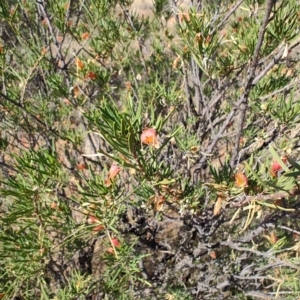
(104, 164, 121, 186)
(87, 215, 98, 224)
(111, 238, 121, 248)
(140, 128, 159, 149)
(234, 172, 248, 188)
(87, 216, 105, 231)
(107, 238, 121, 254)
(81, 32, 90, 40)
(92, 225, 105, 231)
(75, 58, 84, 69)
(107, 248, 114, 254)
(270, 156, 287, 177)
(85, 71, 97, 80)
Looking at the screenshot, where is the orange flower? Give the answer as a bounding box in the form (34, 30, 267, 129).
(75, 58, 84, 69)
(210, 251, 217, 259)
(50, 202, 58, 209)
(92, 225, 105, 231)
(87, 215, 99, 224)
(270, 156, 287, 177)
(104, 164, 121, 186)
(111, 238, 121, 248)
(85, 71, 97, 80)
(87, 215, 105, 231)
(270, 161, 281, 177)
(234, 172, 248, 188)
(140, 128, 159, 149)
(107, 238, 121, 254)
(76, 163, 86, 170)
(81, 32, 90, 40)
(108, 164, 121, 178)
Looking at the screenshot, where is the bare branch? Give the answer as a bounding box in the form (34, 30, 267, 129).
(230, 0, 277, 168)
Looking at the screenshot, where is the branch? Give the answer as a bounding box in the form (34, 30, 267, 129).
(259, 79, 300, 101)
(212, 0, 245, 36)
(220, 240, 300, 271)
(230, 0, 277, 168)
(231, 187, 300, 208)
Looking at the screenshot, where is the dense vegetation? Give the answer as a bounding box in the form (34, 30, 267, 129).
(0, 0, 300, 299)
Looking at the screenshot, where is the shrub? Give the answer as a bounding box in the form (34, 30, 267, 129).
(0, 0, 300, 299)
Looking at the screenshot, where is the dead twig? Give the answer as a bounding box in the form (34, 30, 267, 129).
(230, 0, 277, 169)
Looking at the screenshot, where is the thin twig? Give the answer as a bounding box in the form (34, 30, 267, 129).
(253, 38, 300, 85)
(221, 240, 300, 271)
(230, 0, 276, 168)
(259, 79, 300, 101)
(36, 0, 66, 68)
(231, 188, 300, 208)
(212, 0, 245, 36)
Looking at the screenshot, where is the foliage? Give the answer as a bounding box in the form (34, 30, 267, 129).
(0, 0, 300, 299)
